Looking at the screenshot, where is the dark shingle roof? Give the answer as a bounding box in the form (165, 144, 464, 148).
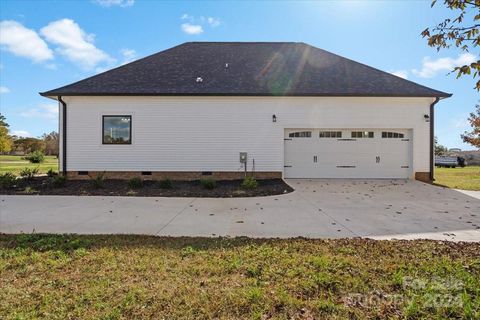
(40, 42, 451, 97)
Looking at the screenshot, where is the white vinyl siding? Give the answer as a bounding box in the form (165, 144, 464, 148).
(60, 96, 434, 178)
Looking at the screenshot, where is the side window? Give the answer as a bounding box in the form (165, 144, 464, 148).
(319, 131, 342, 138)
(382, 131, 404, 138)
(351, 131, 374, 138)
(103, 115, 132, 144)
(289, 131, 312, 138)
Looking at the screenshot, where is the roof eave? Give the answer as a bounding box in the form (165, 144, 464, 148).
(39, 92, 453, 98)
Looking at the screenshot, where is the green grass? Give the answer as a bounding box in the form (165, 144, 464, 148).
(435, 166, 480, 191)
(0, 155, 58, 175)
(0, 235, 478, 319)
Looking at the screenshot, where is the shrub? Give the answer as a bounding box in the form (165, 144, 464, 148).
(23, 151, 45, 163)
(0, 172, 17, 189)
(90, 172, 105, 189)
(23, 186, 37, 194)
(158, 178, 173, 189)
(51, 175, 67, 188)
(128, 177, 143, 189)
(47, 168, 57, 177)
(242, 176, 258, 190)
(200, 178, 216, 190)
(20, 167, 39, 180)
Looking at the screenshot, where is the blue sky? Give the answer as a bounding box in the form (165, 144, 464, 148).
(0, 0, 478, 149)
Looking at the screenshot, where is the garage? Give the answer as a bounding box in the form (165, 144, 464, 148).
(284, 129, 412, 179)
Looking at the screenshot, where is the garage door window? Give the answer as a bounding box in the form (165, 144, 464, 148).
(289, 131, 312, 138)
(351, 131, 374, 138)
(319, 131, 342, 138)
(382, 131, 404, 138)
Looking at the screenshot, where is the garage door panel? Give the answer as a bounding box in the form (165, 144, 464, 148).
(284, 129, 412, 179)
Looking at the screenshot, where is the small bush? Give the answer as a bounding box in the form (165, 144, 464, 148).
(158, 178, 173, 189)
(23, 186, 37, 194)
(128, 177, 143, 189)
(0, 172, 17, 189)
(242, 176, 258, 190)
(90, 172, 105, 189)
(47, 168, 57, 177)
(20, 167, 39, 180)
(200, 178, 216, 190)
(51, 175, 67, 188)
(23, 151, 45, 163)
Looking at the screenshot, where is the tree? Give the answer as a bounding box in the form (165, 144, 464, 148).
(42, 131, 59, 155)
(421, 0, 480, 90)
(435, 136, 449, 155)
(12, 137, 45, 154)
(0, 113, 9, 127)
(0, 126, 13, 153)
(0, 113, 13, 153)
(461, 103, 480, 148)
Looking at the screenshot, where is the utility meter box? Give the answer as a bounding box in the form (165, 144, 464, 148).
(239, 152, 247, 163)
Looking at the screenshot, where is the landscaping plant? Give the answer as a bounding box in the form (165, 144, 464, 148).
(19, 167, 39, 180)
(90, 172, 105, 189)
(22, 186, 37, 194)
(128, 177, 143, 189)
(158, 178, 173, 189)
(47, 168, 57, 177)
(0, 172, 16, 189)
(51, 175, 67, 188)
(242, 176, 258, 189)
(200, 178, 216, 189)
(23, 151, 45, 164)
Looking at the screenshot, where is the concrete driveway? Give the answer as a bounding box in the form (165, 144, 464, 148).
(1, 179, 479, 242)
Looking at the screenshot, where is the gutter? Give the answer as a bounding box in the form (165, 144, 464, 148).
(58, 96, 67, 176)
(430, 97, 440, 181)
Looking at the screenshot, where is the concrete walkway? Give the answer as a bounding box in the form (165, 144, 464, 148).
(1, 179, 479, 242)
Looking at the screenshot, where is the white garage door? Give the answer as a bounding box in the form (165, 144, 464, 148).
(284, 129, 412, 179)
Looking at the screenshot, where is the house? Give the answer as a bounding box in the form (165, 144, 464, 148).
(40, 42, 451, 181)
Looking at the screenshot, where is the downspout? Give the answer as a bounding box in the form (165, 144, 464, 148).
(58, 96, 67, 176)
(430, 97, 440, 182)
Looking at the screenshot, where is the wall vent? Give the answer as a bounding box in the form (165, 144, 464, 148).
(141, 171, 152, 176)
(78, 171, 88, 175)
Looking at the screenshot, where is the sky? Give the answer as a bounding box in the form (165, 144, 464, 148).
(0, 0, 478, 149)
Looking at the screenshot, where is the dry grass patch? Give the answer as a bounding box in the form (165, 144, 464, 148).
(0, 235, 479, 319)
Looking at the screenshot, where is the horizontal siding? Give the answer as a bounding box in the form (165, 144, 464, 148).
(63, 96, 433, 174)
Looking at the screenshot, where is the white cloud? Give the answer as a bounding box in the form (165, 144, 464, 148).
(390, 70, 408, 79)
(11, 130, 34, 137)
(412, 53, 477, 78)
(181, 23, 203, 35)
(207, 17, 221, 27)
(20, 103, 58, 120)
(94, 0, 134, 7)
(0, 86, 10, 94)
(180, 14, 220, 34)
(40, 19, 114, 69)
(120, 48, 137, 64)
(0, 20, 54, 62)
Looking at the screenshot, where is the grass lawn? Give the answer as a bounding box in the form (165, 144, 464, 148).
(435, 166, 480, 191)
(0, 155, 58, 175)
(0, 235, 478, 319)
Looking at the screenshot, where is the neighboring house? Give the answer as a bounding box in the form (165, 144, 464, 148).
(40, 42, 451, 181)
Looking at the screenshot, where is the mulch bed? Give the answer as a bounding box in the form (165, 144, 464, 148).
(0, 177, 294, 197)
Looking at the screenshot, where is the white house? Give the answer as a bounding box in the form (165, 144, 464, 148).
(41, 42, 451, 181)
